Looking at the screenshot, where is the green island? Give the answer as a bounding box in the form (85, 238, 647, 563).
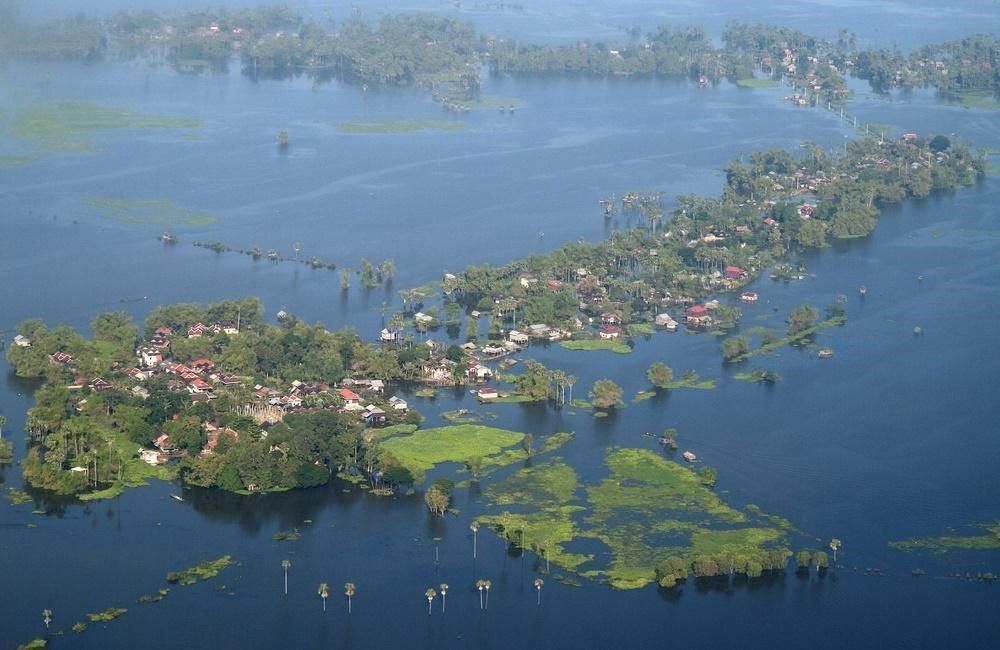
(478, 449, 791, 589)
(890, 521, 1000, 553)
(84, 197, 219, 227)
(166, 556, 234, 585)
(560, 339, 632, 354)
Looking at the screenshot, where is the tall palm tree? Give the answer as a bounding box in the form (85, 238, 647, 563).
(471, 522, 480, 559)
(476, 579, 485, 609)
(439, 583, 449, 613)
(281, 559, 291, 595)
(534, 578, 544, 605)
(318, 583, 329, 611)
(344, 582, 356, 614)
(42, 609, 52, 631)
(484, 580, 492, 609)
(425, 588, 436, 615)
(0, 414, 6, 438)
(829, 538, 842, 563)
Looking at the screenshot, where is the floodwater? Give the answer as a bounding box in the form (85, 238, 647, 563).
(2, 2, 1000, 648)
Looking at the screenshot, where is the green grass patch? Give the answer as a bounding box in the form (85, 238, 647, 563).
(414, 388, 436, 398)
(628, 323, 655, 336)
(890, 521, 1000, 553)
(952, 91, 1000, 111)
(442, 409, 482, 423)
(632, 390, 656, 403)
(560, 339, 632, 354)
(372, 423, 419, 441)
(273, 528, 301, 542)
(336, 119, 468, 135)
(381, 424, 524, 474)
(10, 101, 201, 151)
(82, 197, 218, 227)
(660, 373, 716, 390)
(166, 556, 233, 586)
(492, 393, 537, 403)
(735, 316, 846, 361)
(736, 78, 780, 89)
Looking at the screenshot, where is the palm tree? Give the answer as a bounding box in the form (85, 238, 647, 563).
(425, 588, 436, 615)
(534, 578, 544, 605)
(0, 414, 6, 438)
(281, 559, 291, 595)
(318, 583, 329, 611)
(484, 579, 492, 609)
(476, 579, 485, 609)
(42, 609, 52, 631)
(471, 522, 480, 559)
(439, 583, 449, 613)
(344, 582, 356, 614)
(293, 242, 301, 263)
(829, 538, 842, 563)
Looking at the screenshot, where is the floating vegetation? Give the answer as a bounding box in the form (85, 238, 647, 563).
(632, 390, 656, 403)
(0, 154, 36, 167)
(442, 409, 483, 424)
(10, 101, 201, 151)
(480, 449, 789, 589)
(890, 521, 1000, 553)
(659, 372, 716, 390)
(952, 91, 1000, 111)
(72, 622, 87, 633)
(735, 316, 846, 362)
(86, 608, 127, 623)
(190, 240, 339, 270)
(736, 78, 780, 89)
(734, 369, 781, 383)
(83, 197, 218, 226)
(560, 339, 633, 354)
(273, 528, 301, 542)
(166, 556, 234, 586)
(414, 388, 437, 398)
(336, 119, 468, 135)
(6, 488, 32, 505)
(381, 425, 524, 474)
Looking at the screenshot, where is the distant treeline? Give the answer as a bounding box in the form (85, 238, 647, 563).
(0, 3, 997, 102)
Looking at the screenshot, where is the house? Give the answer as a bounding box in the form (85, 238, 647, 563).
(686, 305, 712, 327)
(369, 379, 385, 393)
(527, 323, 550, 338)
(90, 378, 113, 392)
(139, 347, 163, 367)
(50, 352, 74, 367)
(363, 405, 386, 426)
(467, 363, 493, 381)
(218, 374, 242, 386)
(546, 279, 564, 291)
(187, 378, 213, 394)
(902, 132, 918, 142)
(220, 321, 240, 335)
(138, 448, 163, 466)
(481, 344, 506, 357)
(655, 313, 678, 330)
(599, 324, 621, 339)
(796, 204, 816, 218)
(477, 387, 499, 401)
(422, 360, 456, 383)
(191, 359, 216, 373)
(132, 386, 150, 400)
(127, 367, 147, 381)
(508, 330, 529, 345)
(601, 312, 622, 325)
(337, 388, 361, 405)
(153, 433, 175, 452)
(187, 323, 206, 337)
(13, 334, 31, 347)
(763, 217, 778, 226)
(740, 291, 759, 303)
(149, 334, 171, 349)
(388, 396, 408, 412)
(154, 326, 175, 337)
(518, 273, 539, 288)
(414, 312, 434, 326)
(724, 266, 748, 280)
(380, 328, 400, 343)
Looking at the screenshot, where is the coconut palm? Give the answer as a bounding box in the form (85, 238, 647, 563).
(534, 578, 544, 605)
(344, 582, 356, 614)
(0, 414, 6, 438)
(829, 538, 842, 563)
(439, 583, 449, 613)
(483, 579, 492, 609)
(42, 609, 52, 631)
(318, 583, 329, 611)
(471, 522, 480, 559)
(425, 588, 436, 615)
(476, 579, 485, 609)
(281, 559, 291, 595)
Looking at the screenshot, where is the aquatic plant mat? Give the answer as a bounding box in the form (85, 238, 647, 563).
(890, 521, 1000, 553)
(82, 197, 219, 226)
(335, 119, 468, 134)
(478, 449, 788, 589)
(8, 101, 201, 151)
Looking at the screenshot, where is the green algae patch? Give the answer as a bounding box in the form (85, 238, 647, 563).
(336, 119, 468, 135)
(890, 521, 1000, 553)
(381, 424, 524, 473)
(10, 101, 201, 151)
(82, 197, 219, 226)
(560, 339, 632, 354)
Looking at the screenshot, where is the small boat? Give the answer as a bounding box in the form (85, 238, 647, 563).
(170, 494, 185, 502)
(682, 451, 697, 462)
(740, 291, 758, 303)
(658, 436, 676, 447)
(858, 285, 867, 297)
(818, 347, 833, 359)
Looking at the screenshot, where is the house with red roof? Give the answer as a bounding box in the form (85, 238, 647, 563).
(337, 388, 361, 405)
(724, 266, 747, 280)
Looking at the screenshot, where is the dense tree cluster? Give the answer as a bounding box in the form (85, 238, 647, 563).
(655, 547, 791, 587)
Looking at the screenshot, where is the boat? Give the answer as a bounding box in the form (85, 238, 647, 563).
(682, 451, 697, 462)
(818, 347, 833, 358)
(170, 494, 185, 502)
(740, 291, 759, 303)
(859, 285, 867, 297)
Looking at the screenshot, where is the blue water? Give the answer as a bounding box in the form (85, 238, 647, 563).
(3, 2, 1000, 648)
